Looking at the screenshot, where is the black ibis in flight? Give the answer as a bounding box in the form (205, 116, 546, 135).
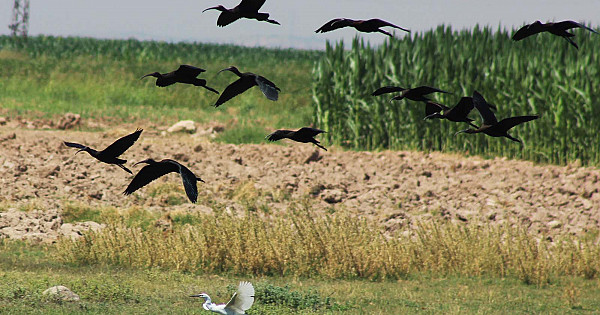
(266, 127, 327, 151)
(315, 18, 410, 37)
(512, 20, 598, 49)
(424, 97, 479, 128)
(141, 65, 219, 94)
(124, 159, 204, 203)
(213, 66, 280, 107)
(203, 0, 280, 27)
(64, 129, 142, 174)
(455, 91, 539, 143)
(372, 85, 450, 102)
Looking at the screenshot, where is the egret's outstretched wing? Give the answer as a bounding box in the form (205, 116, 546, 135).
(175, 65, 205, 78)
(372, 86, 405, 96)
(255, 76, 280, 101)
(239, 0, 266, 12)
(176, 162, 201, 203)
(101, 129, 143, 158)
(214, 77, 256, 107)
(225, 281, 255, 313)
(124, 162, 178, 196)
(64, 141, 87, 150)
(472, 91, 498, 125)
(265, 129, 293, 142)
(294, 127, 326, 139)
(368, 19, 410, 33)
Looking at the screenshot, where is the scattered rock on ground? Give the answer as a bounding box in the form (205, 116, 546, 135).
(167, 120, 196, 133)
(43, 286, 80, 302)
(57, 113, 81, 130)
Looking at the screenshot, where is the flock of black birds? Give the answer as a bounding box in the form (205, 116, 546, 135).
(61, 0, 597, 204)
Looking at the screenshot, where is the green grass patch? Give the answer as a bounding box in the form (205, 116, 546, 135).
(2, 240, 600, 314)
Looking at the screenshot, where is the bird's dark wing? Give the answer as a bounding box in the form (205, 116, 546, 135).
(425, 102, 447, 116)
(315, 18, 353, 33)
(265, 130, 293, 142)
(175, 162, 200, 203)
(64, 141, 87, 150)
(175, 65, 206, 78)
(371, 86, 405, 96)
(496, 115, 539, 131)
(472, 91, 498, 125)
(367, 19, 410, 32)
(124, 162, 178, 196)
(512, 21, 545, 41)
(255, 75, 280, 101)
(238, 0, 266, 12)
(217, 11, 240, 27)
(449, 97, 474, 117)
(294, 127, 326, 139)
(411, 86, 449, 95)
(214, 77, 256, 107)
(101, 129, 143, 158)
(554, 20, 599, 34)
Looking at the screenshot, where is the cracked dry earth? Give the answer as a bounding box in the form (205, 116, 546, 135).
(1, 126, 599, 240)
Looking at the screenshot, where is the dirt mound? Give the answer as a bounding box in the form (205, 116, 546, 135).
(0, 127, 598, 237)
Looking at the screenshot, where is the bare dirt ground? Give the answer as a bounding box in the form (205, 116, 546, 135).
(1, 122, 599, 239)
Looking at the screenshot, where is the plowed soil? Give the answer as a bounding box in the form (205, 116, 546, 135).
(1, 124, 599, 237)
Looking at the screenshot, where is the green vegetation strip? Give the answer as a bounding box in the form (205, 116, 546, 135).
(313, 26, 600, 165)
(0, 36, 321, 143)
(2, 241, 600, 314)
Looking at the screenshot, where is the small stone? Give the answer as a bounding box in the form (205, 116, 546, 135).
(167, 120, 196, 133)
(43, 286, 80, 302)
(548, 220, 562, 229)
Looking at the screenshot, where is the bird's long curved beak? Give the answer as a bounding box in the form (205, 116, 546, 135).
(140, 73, 153, 80)
(133, 159, 150, 167)
(75, 148, 86, 155)
(202, 6, 219, 13)
(189, 294, 202, 298)
(197, 177, 205, 183)
(454, 129, 468, 136)
(217, 67, 232, 75)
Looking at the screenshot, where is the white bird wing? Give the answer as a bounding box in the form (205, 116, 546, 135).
(225, 281, 255, 313)
(255, 76, 279, 101)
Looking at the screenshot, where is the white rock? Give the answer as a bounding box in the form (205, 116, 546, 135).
(167, 120, 196, 133)
(43, 286, 80, 301)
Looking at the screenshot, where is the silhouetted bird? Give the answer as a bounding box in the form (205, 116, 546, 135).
(372, 85, 449, 102)
(214, 66, 280, 107)
(124, 159, 204, 203)
(424, 97, 478, 128)
(203, 0, 280, 27)
(266, 127, 327, 151)
(512, 20, 598, 49)
(64, 129, 142, 174)
(315, 18, 410, 37)
(141, 65, 219, 94)
(455, 91, 538, 143)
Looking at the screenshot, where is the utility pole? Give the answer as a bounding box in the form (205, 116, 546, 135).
(9, 0, 30, 38)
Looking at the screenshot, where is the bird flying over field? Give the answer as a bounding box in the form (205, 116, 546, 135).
(266, 127, 327, 151)
(213, 66, 280, 107)
(124, 159, 204, 203)
(203, 0, 280, 27)
(512, 20, 598, 49)
(424, 97, 479, 128)
(315, 18, 409, 37)
(190, 281, 255, 315)
(372, 85, 449, 102)
(64, 129, 142, 174)
(455, 91, 538, 143)
(141, 65, 219, 94)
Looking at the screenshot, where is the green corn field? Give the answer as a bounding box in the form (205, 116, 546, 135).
(313, 25, 600, 165)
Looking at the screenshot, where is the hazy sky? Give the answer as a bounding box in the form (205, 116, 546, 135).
(2, 0, 599, 49)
